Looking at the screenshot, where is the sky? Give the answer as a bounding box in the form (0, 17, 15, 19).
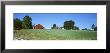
(13, 13, 97, 29)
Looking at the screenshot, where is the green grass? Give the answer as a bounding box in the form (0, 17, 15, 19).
(14, 29, 97, 40)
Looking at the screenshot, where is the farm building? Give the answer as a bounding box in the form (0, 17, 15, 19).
(33, 24, 44, 29)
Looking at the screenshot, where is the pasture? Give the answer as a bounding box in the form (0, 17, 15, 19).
(14, 29, 97, 40)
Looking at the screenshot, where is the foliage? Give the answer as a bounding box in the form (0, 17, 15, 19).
(64, 20, 75, 30)
(51, 24, 57, 29)
(53, 24, 56, 27)
(14, 18, 22, 30)
(91, 24, 95, 30)
(94, 26, 97, 31)
(22, 15, 33, 29)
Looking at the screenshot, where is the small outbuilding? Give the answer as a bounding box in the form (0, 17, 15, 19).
(33, 24, 44, 29)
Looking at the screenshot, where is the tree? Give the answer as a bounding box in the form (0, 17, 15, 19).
(51, 24, 58, 29)
(53, 24, 56, 28)
(22, 15, 33, 29)
(14, 18, 22, 30)
(91, 24, 95, 30)
(73, 26, 79, 30)
(64, 20, 75, 30)
(51, 24, 57, 29)
(94, 26, 97, 31)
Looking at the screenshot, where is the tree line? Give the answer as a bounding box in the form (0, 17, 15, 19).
(14, 15, 97, 31)
(51, 20, 97, 31)
(14, 15, 33, 30)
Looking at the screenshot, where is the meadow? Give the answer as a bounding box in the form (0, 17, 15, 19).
(14, 29, 97, 40)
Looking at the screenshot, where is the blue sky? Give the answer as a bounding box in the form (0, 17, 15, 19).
(13, 13, 97, 29)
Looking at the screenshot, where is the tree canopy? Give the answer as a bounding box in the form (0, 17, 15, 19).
(94, 26, 97, 31)
(51, 24, 57, 29)
(64, 20, 75, 30)
(91, 24, 95, 30)
(22, 15, 33, 29)
(14, 18, 22, 30)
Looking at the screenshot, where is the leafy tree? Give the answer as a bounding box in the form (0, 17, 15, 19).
(51, 24, 57, 29)
(64, 20, 75, 30)
(53, 24, 56, 28)
(14, 18, 22, 30)
(94, 26, 97, 31)
(91, 24, 95, 30)
(22, 15, 33, 29)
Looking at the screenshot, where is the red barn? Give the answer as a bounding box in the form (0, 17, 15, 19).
(33, 24, 44, 29)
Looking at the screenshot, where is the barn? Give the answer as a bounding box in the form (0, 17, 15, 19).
(33, 24, 44, 29)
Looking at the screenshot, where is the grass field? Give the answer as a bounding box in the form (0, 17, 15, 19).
(14, 29, 97, 40)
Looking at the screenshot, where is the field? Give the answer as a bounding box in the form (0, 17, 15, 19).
(14, 29, 97, 40)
